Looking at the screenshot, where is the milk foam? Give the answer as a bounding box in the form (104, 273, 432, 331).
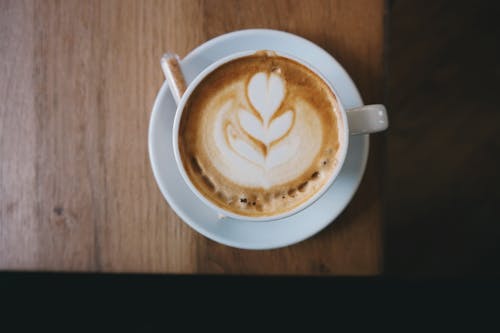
(179, 53, 342, 217)
(207, 72, 322, 189)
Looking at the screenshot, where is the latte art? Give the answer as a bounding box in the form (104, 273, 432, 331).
(232, 71, 295, 166)
(178, 52, 343, 217)
(217, 70, 310, 186)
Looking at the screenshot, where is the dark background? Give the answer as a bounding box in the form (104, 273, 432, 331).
(386, 0, 500, 276)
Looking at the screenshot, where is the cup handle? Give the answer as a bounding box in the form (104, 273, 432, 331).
(160, 53, 187, 105)
(346, 104, 389, 135)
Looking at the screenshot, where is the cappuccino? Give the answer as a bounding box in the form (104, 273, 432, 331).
(178, 51, 343, 217)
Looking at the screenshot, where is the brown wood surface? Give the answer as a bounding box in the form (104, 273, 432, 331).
(0, 0, 385, 274)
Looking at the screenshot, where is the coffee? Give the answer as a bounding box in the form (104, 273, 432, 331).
(178, 51, 343, 217)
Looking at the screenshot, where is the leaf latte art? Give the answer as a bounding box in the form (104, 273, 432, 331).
(178, 53, 343, 217)
(227, 71, 296, 169)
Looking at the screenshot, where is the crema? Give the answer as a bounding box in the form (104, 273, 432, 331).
(178, 52, 343, 217)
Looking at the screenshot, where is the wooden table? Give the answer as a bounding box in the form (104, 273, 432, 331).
(0, 0, 385, 275)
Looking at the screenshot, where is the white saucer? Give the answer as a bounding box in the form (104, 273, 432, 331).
(148, 29, 369, 250)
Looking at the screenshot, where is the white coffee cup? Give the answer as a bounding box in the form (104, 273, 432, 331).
(165, 49, 388, 222)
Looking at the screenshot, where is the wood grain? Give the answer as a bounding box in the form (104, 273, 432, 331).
(0, 0, 385, 274)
